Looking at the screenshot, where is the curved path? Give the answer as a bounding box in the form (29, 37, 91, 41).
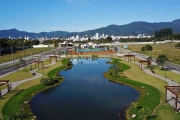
(1, 53, 180, 111)
(1, 59, 57, 97)
(121, 57, 180, 111)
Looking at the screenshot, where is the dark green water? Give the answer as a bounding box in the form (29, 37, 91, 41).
(31, 58, 139, 120)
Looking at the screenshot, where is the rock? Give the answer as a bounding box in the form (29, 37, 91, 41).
(132, 114, 136, 118)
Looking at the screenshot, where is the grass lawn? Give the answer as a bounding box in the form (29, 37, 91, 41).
(0, 68, 34, 82)
(0, 58, 55, 90)
(119, 58, 180, 120)
(0, 47, 52, 63)
(0, 58, 57, 82)
(122, 42, 180, 65)
(153, 66, 180, 84)
(1, 54, 180, 119)
(0, 59, 64, 119)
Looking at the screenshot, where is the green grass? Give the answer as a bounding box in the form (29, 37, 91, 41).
(2, 56, 180, 120)
(1, 59, 66, 119)
(105, 58, 161, 119)
(0, 47, 52, 64)
(118, 58, 180, 120)
(123, 42, 180, 65)
(2, 84, 45, 119)
(153, 66, 180, 84)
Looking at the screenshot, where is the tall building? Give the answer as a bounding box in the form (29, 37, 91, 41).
(76, 35, 80, 41)
(95, 33, 99, 39)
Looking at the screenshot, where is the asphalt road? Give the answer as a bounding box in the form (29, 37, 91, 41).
(0, 47, 66, 76)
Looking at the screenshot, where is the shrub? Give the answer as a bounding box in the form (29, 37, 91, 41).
(175, 42, 180, 49)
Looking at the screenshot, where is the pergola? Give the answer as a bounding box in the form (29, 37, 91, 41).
(0, 80, 10, 98)
(124, 54, 135, 61)
(30, 60, 44, 70)
(139, 60, 151, 69)
(165, 86, 180, 111)
(49, 56, 58, 62)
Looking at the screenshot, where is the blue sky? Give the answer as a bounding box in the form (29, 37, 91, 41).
(0, 0, 180, 32)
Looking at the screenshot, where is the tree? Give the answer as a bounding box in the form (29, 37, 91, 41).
(28, 40, 34, 59)
(154, 28, 173, 39)
(23, 39, 27, 60)
(7, 39, 15, 64)
(141, 46, 146, 51)
(156, 54, 168, 69)
(108, 65, 122, 78)
(175, 42, 180, 49)
(145, 44, 153, 51)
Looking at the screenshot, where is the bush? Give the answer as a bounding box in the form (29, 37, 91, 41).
(41, 77, 55, 86)
(175, 42, 180, 49)
(141, 46, 146, 51)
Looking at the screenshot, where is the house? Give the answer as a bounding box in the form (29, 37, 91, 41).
(81, 44, 89, 48)
(93, 44, 100, 48)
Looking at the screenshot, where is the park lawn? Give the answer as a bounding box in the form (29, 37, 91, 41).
(0, 68, 34, 82)
(36, 60, 63, 77)
(0, 78, 42, 118)
(120, 59, 180, 120)
(0, 59, 64, 119)
(153, 66, 180, 84)
(30, 58, 56, 70)
(0, 47, 52, 63)
(0, 58, 56, 82)
(125, 42, 180, 65)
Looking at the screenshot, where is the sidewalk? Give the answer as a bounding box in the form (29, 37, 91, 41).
(1, 58, 57, 97)
(126, 59, 180, 111)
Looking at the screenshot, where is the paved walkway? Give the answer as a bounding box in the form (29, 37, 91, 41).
(1, 53, 180, 111)
(123, 58, 180, 111)
(1, 58, 58, 97)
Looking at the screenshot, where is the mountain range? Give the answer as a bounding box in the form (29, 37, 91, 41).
(1, 18, 180, 39)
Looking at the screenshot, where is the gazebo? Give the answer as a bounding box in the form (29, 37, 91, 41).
(49, 56, 58, 62)
(139, 60, 151, 69)
(124, 54, 135, 61)
(0, 80, 10, 98)
(165, 86, 180, 111)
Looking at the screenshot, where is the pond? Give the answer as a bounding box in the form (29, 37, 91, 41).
(31, 58, 139, 120)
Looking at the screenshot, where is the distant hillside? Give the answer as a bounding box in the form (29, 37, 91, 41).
(0, 29, 69, 39)
(1, 18, 180, 38)
(65, 18, 180, 37)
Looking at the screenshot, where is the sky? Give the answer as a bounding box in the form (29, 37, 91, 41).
(0, 0, 180, 33)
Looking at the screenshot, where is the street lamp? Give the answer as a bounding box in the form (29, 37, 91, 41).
(165, 68, 167, 82)
(164, 62, 167, 82)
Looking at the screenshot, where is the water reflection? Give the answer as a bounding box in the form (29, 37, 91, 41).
(31, 58, 139, 120)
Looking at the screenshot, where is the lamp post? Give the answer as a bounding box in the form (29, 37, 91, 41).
(165, 68, 167, 82)
(164, 62, 167, 82)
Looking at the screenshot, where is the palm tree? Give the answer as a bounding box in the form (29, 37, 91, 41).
(7, 39, 15, 64)
(52, 39, 58, 48)
(23, 39, 27, 60)
(28, 40, 33, 59)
